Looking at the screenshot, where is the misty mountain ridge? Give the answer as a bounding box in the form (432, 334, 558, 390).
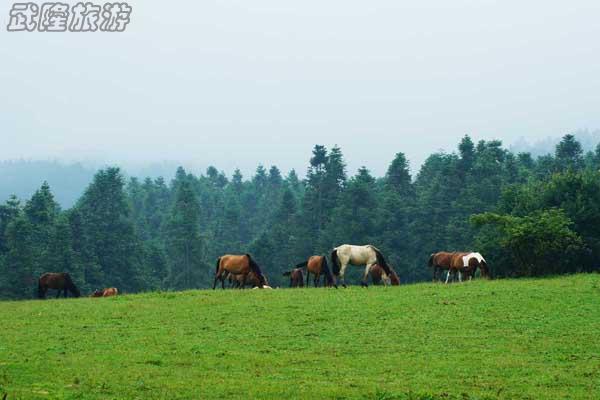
(2, 131, 599, 208)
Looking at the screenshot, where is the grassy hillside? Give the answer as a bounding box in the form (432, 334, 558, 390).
(0, 275, 599, 399)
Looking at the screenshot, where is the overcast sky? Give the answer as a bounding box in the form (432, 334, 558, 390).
(2, 0, 600, 177)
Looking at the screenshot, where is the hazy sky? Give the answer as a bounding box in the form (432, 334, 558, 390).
(2, 0, 600, 177)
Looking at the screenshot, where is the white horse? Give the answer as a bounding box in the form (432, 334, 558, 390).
(331, 244, 392, 287)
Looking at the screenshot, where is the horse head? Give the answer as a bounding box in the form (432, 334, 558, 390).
(479, 260, 491, 279)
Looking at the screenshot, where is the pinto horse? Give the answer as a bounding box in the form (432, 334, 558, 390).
(38, 272, 81, 299)
(91, 287, 119, 297)
(213, 254, 267, 289)
(283, 268, 304, 288)
(429, 252, 489, 282)
(331, 244, 392, 287)
(295, 255, 336, 288)
(369, 264, 401, 286)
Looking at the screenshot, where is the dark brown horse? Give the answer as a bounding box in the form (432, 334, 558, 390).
(213, 254, 267, 289)
(369, 264, 401, 286)
(38, 272, 81, 299)
(429, 251, 489, 282)
(283, 268, 304, 288)
(295, 255, 336, 288)
(91, 287, 119, 297)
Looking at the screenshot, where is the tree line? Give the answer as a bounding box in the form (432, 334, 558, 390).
(1, 134, 599, 299)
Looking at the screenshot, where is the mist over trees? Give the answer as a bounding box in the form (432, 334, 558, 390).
(1, 134, 599, 299)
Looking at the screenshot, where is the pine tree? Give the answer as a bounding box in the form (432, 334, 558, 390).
(164, 179, 205, 289)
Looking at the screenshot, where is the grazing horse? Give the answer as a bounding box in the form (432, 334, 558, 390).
(38, 272, 81, 299)
(228, 271, 266, 288)
(213, 254, 267, 289)
(295, 255, 336, 288)
(283, 268, 304, 288)
(92, 287, 119, 297)
(429, 251, 489, 283)
(369, 264, 401, 286)
(331, 244, 392, 287)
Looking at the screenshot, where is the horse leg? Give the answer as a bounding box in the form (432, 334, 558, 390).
(339, 263, 348, 288)
(314, 273, 319, 288)
(458, 271, 463, 282)
(445, 270, 451, 284)
(240, 274, 247, 289)
(306, 271, 310, 287)
(361, 264, 372, 287)
(213, 269, 221, 290)
(56, 289, 61, 298)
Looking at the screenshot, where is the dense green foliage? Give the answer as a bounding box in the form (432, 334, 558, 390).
(0, 135, 599, 297)
(0, 275, 599, 399)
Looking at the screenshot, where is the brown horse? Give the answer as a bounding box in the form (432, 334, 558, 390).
(369, 264, 401, 286)
(92, 287, 119, 297)
(283, 268, 304, 288)
(429, 252, 489, 282)
(38, 272, 81, 299)
(227, 271, 265, 288)
(213, 254, 267, 289)
(295, 255, 336, 288)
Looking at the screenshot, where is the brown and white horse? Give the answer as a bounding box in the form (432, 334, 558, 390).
(213, 254, 267, 289)
(295, 255, 336, 288)
(38, 272, 81, 299)
(331, 244, 393, 287)
(429, 251, 489, 283)
(91, 287, 119, 297)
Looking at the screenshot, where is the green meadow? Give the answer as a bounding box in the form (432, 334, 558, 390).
(1, 275, 599, 399)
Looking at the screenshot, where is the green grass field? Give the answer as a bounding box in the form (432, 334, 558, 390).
(1, 275, 599, 399)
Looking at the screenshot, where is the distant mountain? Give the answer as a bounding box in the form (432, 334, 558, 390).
(0, 160, 97, 208)
(510, 129, 600, 157)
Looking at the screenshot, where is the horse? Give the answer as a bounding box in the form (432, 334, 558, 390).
(295, 255, 336, 288)
(213, 254, 268, 289)
(92, 287, 119, 297)
(227, 271, 265, 288)
(283, 268, 304, 288)
(331, 244, 393, 287)
(369, 264, 401, 286)
(38, 272, 81, 299)
(429, 251, 489, 283)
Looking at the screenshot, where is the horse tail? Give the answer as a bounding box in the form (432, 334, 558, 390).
(215, 257, 222, 274)
(372, 247, 392, 275)
(295, 261, 308, 268)
(428, 253, 435, 268)
(246, 254, 266, 286)
(321, 257, 335, 286)
(331, 249, 340, 276)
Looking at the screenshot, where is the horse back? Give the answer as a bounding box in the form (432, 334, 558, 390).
(307, 256, 324, 274)
(219, 254, 250, 274)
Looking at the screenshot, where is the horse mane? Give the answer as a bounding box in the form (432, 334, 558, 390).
(282, 270, 292, 276)
(330, 249, 340, 275)
(245, 254, 265, 284)
(63, 273, 81, 297)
